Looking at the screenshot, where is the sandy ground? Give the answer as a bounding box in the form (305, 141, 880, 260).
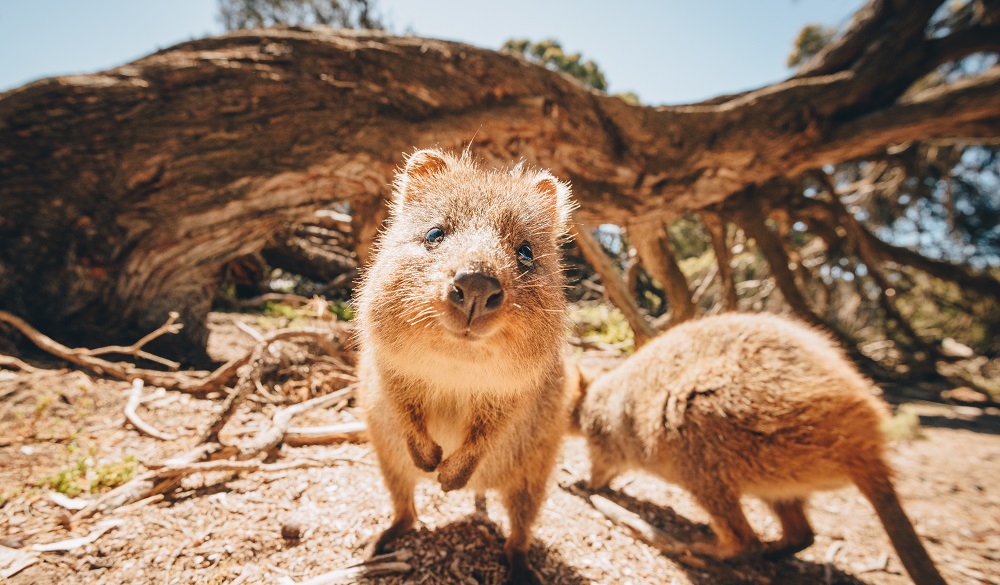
(1, 312, 998, 585)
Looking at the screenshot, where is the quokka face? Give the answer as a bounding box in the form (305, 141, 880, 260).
(356, 149, 573, 393)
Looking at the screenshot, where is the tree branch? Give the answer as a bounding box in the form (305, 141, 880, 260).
(923, 25, 1000, 72)
(700, 211, 738, 311)
(793, 0, 891, 78)
(628, 221, 697, 326)
(798, 67, 1000, 176)
(570, 221, 657, 346)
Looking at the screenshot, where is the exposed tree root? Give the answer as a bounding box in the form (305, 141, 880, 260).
(571, 221, 657, 347)
(701, 211, 738, 311)
(628, 220, 697, 326)
(0, 309, 342, 395)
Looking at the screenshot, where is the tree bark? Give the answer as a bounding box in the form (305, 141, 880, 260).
(1, 1, 997, 358)
(627, 221, 697, 326)
(570, 222, 657, 347)
(731, 194, 826, 330)
(700, 211, 738, 311)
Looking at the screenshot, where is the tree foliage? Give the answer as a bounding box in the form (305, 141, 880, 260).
(787, 24, 837, 68)
(502, 38, 609, 91)
(218, 0, 383, 31)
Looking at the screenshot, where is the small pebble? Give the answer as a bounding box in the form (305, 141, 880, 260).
(281, 519, 302, 540)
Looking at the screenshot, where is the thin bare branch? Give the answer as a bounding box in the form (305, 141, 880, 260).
(83, 311, 183, 369)
(628, 221, 697, 326)
(123, 379, 178, 441)
(701, 211, 738, 311)
(570, 221, 657, 347)
(0, 355, 39, 372)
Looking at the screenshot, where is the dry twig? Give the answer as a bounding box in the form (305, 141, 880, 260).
(30, 519, 125, 552)
(279, 549, 413, 585)
(147, 456, 368, 478)
(588, 494, 708, 569)
(284, 421, 367, 446)
(82, 312, 183, 369)
(0, 355, 39, 372)
(75, 371, 355, 519)
(0, 309, 342, 395)
(123, 379, 178, 441)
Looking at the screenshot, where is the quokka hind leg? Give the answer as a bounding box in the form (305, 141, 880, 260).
(763, 498, 815, 559)
(586, 443, 622, 491)
(501, 477, 548, 585)
(687, 484, 762, 560)
(368, 446, 418, 556)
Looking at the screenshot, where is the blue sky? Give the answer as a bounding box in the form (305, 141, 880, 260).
(1, 0, 865, 104)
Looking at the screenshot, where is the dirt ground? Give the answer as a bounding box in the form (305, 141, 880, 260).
(1, 312, 998, 585)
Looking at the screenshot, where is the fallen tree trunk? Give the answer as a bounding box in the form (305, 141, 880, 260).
(1, 1, 997, 359)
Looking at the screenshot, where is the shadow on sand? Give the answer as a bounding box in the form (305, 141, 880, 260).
(369, 515, 591, 585)
(564, 486, 873, 585)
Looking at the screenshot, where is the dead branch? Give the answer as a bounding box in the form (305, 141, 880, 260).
(587, 494, 706, 569)
(73, 344, 270, 519)
(0, 355, 39, 372)
(83, 311, 182, 370)
(731, 202, 826, 330)
(281, 549, 413, 585)
(570, 221, 657, 347)
(235, 320, 266, 342)
(148, 456, 368, 479)
(200, 345, 266, 445)
(123, 379, 178, 441)
(0, 310, 202, 389)
(75, 369, 355, 519)
(235, 385, 356, 459)
(628, 220, 697, 326)
(701, 211, 738, 311)
(29, 519, 125, 553)
(0, 310, 344, 396)
(283, 421, 367, 446)
(72, 441, 226, 521)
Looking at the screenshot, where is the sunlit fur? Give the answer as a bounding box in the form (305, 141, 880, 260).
(355, 149, 575, 583)
(572, 312, 946, 585)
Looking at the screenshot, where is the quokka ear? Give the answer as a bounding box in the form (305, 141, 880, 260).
(394, 149, 451, 206)
(532, 171, 574, 230)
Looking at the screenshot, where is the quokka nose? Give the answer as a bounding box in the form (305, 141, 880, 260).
(448, 271, 504, 322)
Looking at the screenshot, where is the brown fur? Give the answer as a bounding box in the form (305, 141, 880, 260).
(355, 149, 574, 584)
(573, 312, 947, 585)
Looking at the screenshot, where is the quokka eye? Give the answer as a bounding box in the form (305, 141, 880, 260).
(516, 242, 534, 269)
(425, 227, 445, 247)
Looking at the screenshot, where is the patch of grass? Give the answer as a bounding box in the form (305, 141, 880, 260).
(569, 304, 634, 352)
(33, 393, 56, 419)
(263, 301, 300, 319)
(329, 299, 355, 321)
(881, 405, 924, 441)
(41, 452, 138, 497)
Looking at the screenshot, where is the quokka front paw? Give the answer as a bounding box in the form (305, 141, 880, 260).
(437, 453, 479, 492)
(406, 436, 442, 472)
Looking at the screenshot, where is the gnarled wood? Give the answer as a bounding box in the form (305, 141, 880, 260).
(701, 211, 738, 311)
(627, 221, 697, 326)
(1, 1, 997, 357)
(570, 222, 657, 346)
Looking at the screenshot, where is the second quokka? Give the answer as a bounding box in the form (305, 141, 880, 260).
(572, 312, 947, 585)
(355, 149, 574, 584)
